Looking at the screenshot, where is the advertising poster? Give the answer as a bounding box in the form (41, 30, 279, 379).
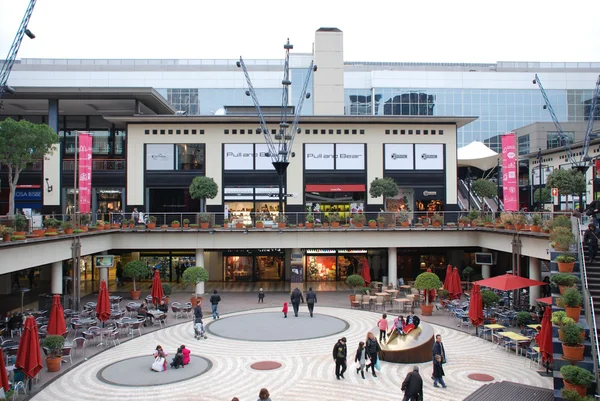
(501, 134, 518, 211)
(78, 133, 93, 213)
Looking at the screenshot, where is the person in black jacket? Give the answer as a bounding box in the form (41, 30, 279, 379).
(306, 287, 317, 318)
(583, 223, 600, 263)
(365, 332, 381, 377)
(209, 290, 221, 319)
(432, 334, 446, 379)
(332, 337, 347, 380)
(401, 366, 424, 401)
(290, 287, 304, 317)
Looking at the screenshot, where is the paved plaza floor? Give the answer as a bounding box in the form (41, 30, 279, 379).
(29, 305, 552, 401)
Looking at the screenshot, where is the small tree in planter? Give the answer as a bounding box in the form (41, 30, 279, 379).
(198, 213, 212, 229)
(396, 211, 410, 227)
(471, 178, 498, 199)
(461, 266, 475, 282)
(345, 274, 365, 294)
(561, 287, 582, 322)
(550, 227, 575, 252)
(189, 176, 219, 212)
(369, 177, 399, 209)
(147, 216, 157, 229)
(554, 254, 576, 273)
(183, 218, 190, 228)
(551, 273, 579, 294)
(560, 365, 595, 397)
(43, 335, 65, 372)
(561, 321, 585, 361)
(182, 266, 209, 304)
(123, 260, 150, 300)
(414, 272, 442, 315)
(530, 213, 543, 232)
(62, 221, 74, 234)
(329, 213, 341, 228)
(481, 289, 499, 318)
(352, 213, 366, 227)
(561, 388, 594, 401)
(431, 213, 444, 227)
(515, 311, 531, 328)
(305, 213, 315, 228)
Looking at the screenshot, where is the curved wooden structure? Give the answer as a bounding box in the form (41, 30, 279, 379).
(378, 322, 435, 363)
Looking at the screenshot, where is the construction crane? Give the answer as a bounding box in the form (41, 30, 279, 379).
(0, 0, 37, 109)
(236, 39, 317, 217)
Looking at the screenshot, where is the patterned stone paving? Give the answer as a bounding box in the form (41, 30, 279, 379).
(30, 307, 552, 401)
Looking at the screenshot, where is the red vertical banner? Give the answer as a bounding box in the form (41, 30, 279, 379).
(78, 133, 92, 213)
(501, 134, 518, 211)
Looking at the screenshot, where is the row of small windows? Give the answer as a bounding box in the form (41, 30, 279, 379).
(145, 129, 205, 135)
(385, 129, 444, 135)
(302, 129, 365, 135)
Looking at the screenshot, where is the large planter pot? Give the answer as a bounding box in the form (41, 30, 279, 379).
(355, 223, 364, 228)
(530, 225, 542, 233)
(323, 222, 329, 228)
(190, 296, 203, 306)
(171, 223, 180, 229)
(368, 222, 377, 229)
(278, 223, 286, 229)
(420, 303, 434, 316)
(235, 223, 244, 229)
(432, 222, 441, 227)
(64, 228, 74, 235)
(331, 222, 340, 228)
(305, 222, 313, 229)
(2, 234, 11, 242)
(183, 223, 189, 228)
(200, 222, 210, 229)
(563, 380, 588, 397)
(401, 222, 409, 228)
(46, 227, 58, 233)
(378, 222, 384, 229)
(562, 344, 584, 361)
(81, 226, 89, 232)
(147, 223, 156, 229)
(130, 290, 141, 300)
(565, 306, 581, 322)
(557, 262, 575, 273)
(256, 222, 264, 229)
(46, 356, 62, 372)
(515, 224, 525, 231)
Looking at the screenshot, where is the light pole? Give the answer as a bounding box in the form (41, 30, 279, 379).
(537, 148, 542, 211)
(467, 167, 472, 210)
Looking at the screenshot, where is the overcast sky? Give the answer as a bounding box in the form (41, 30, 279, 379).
(1, 0, 599, 63)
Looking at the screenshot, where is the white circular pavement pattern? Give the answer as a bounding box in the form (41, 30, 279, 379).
(31, 307, 552, 401)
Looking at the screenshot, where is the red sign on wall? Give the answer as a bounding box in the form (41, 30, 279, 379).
(78, 133, 92, 213)
(501, 134, 518, 211)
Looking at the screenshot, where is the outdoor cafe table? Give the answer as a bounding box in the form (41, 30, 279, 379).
(484, 324, 506, 343)
(393, 298, 412, 312)
(374, 292, 389, 297)
(527, 324, 541, 330)
(385, 289, 399, 298)
(500, 331, 530, 355)
(400, 285, 412, 291)
(77, 318, 97, 325)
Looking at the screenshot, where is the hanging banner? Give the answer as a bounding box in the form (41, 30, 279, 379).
(78, 133, 93, 213)
(501, 134, 518, 211)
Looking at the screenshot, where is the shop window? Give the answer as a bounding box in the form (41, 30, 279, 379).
(225, 256, 253, 282)
(89, 131, 111, 155)
(306, 255, 337, 281)
(114, 131, 126, 155)
(256, 256, 284, 281)
(176, 144, 204, 170)
(338, 255, 366, 282)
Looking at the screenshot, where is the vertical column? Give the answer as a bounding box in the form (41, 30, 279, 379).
(480, 247, 491, 279)
(388, 247, 397, 288)
(98, 266, 108, 285)
(529, 257, 541, 306)
(195, 249, 205, 268)
(51, 262, 63, 294)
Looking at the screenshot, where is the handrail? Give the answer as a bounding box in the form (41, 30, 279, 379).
(576, 219, 589, 290)
(591, 297, 600, 371)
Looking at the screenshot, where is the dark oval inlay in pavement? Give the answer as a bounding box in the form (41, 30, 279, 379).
(251, 361, 282, 370)
(206, 312, 349, 341)
(468, 373, 495, 382)
(97, 355, 212, 387)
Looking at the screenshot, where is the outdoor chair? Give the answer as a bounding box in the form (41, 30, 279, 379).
(12, 380, 26, 400)
(61, 346, 73, 364)
(116, 320, 129, 335)
(524, 347, 539, 368)
(72, 337, 87, 359)
(349, 295, 360, 309)
(129, 321, 143, 337)
(354, 294, 363, 308)
(361, 295, 371, 310)
(157, 313, 168, 329)
(375, 296, 384, 311)
(171, 302, 182, 319)
(69, 321, 84, 338)
(108, 329, 120, 346)
(182, 304, 193, 319)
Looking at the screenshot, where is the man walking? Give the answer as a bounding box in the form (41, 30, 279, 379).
(209, 289, 221, 319)
(432, 334, 446, 379)
(401, 366, 423, 401)
(306, 287, 317, 317)
(290, 287, 304, 317)
(332, 337, 347, 380)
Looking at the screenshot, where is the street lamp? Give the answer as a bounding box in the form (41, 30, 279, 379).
(467, 167, 473, 210)
(537, 148, 542, 211)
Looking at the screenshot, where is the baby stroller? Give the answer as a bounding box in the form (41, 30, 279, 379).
(194, 319, 207, 340)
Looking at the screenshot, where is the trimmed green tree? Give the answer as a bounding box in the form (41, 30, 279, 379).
(369, 177, 399, 209)
(189, 176, 219, 212)
(123, 260, 150, 292)
(471, 179, 498, 199)
(182, 266, 209, 296)
(546, 168, 586, 203)
(346, 274, 365, 294)
(533, 187, 552, 203)
(414, 272, 442, 305)
(0, 118, 59, 215)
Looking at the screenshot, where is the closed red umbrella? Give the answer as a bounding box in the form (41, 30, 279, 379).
(538, 306, 553, 368)
(536, 297, 553, 305)
(16, 316, 42, 380)
(0, 348, 10, 393)
(425, 268, 436, 302)
(468, 284, 485, 327)
(474, 274, 546, 291)
(96, 280, 111, 322)
(443, 264, 453, 290)
(360, 258, 371, 286)
(151, 269, 164, 305)
(450, 267, 462, 299)
(47, 294, 66, 336)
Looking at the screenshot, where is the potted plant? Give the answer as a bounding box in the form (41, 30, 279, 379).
(561, 388, 594, 401)
(171, 220, 181, 229)
(376, 216, 385, 228)
(198, 213, 212, 229)
(123, 260, 150, 300)
(368, 219, 377, 229)
(43, 218, 60, 233)
(561, 321, 585, 360)
(80, 213, 91, 231)
(551, 227, 575, 251)
(321, 214, 330, 228)
(189, 223, 199, 229)
(183, 218, 190, 228)
(189, 176, 219, 212)
(13, 213, 28, 235)
(128, 218, 136, 229)
(43, 335, 65, 372)
(162, 283, 172, 304)
(458, 216, 470, 227)
(481, 289, 500, 320)
(513, 213, 526, 231)
(560, 365, 595, 397)
(329, 213, 340, 228)
(431, 213, 444, 227)
(305, 212, 315, 228)
(276, 214, 287, 229)
(515, 311, 531, 328)
(352, 213, 366, 228)
(555, 254, 576, 273)
(182, 266, 209, 305)
(396, 211, 410, 227)
(369, 177, 399, 207)
(500, 212, 515, 230)
(255, 220, 264, 229)
(61, 221, 74, 235)
(2, 226, 14, 242)
(461, 266, 475, 282)
(414, 272, 442, 315)
(147, 216, 157, 229)
(551, 273, 579, 294)
(345, 274, 365, 294)
(531, 213, 542, 232)
(561, 287, 582, 322)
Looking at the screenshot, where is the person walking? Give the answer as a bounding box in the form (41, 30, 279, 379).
(209, 289, 221, 319)
(354, 341, 367, 379)
(401, 366, 424, 401)
(377, 313, 388, 342)
(306, 287, 317, 317)
(290, 287, 304, 317)
(432, 334, 446, 379)
(583, 223, 600, 263)
(27, 269, 36, 288)
(332, 337, 347, 380)
(432, 354, 447, 388)
(365, 332, 381, 377)
(115, 262, 123, 288)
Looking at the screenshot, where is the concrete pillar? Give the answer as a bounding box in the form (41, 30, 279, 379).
(51, 262, 63, 294)
(0, 275, 12, 295)
(195, 249, 205, 268)
(98, 267, 108, 285)
(529, 257, 541, 306)
(480, 248, 491, 279)
(388, 247, 398, 288)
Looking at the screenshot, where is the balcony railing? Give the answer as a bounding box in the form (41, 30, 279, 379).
(62, 159, 126, 171)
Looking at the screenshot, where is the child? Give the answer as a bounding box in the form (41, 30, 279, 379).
(258, 288, 265, 303)
(377, 313, 388, 342)
(170, 346, 184, 369)
(395, 316, 406, 336)
(282, 302, 288, 318)
(433, 354, 447, 388)
(354, 341, 367, 379)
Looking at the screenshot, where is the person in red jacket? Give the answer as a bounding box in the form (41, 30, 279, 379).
(181, 345, 191, 365)
(282, 302, 288, 318)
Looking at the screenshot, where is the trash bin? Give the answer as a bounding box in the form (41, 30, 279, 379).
(382, 276, 388, 286)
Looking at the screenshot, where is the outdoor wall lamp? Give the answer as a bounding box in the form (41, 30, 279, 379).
(45, 178, 53, 193)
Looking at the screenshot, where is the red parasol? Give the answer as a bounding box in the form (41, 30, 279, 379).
(47, 294, 67, 336)
(468, 284, 485, 327)
(443, 264, 453, 290)
(474, 274, 546, 291)
(425, 268, 436, 302)
(16, 316, 42, 379)
(449, 267, 462, 299)
(151, 269, 164, 305)
(536, 297, 553, 305)
(0, 348, 10, 393)
(538, 306, 553, 365)
(96, 280, 111, 322)
(360, 258, 371, 286)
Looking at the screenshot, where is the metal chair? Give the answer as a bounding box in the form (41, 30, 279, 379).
(171, 302, 182, 319)
(375, 296, 385, 311)
(61, 346, 73, 364)
(108, 329, 120, 346)
(361, 295, 371, 310)
(129, 321, 143, 337)
(72, 337, 87, 359)
(157, 314, 168, 329)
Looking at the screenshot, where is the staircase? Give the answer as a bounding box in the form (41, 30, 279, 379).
(581, 247, 600, 344)
(458, 179, 482, 210)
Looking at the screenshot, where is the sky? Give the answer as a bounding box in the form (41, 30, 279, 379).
(1, 0, 599, 63)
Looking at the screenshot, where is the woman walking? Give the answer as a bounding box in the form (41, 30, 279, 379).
(355, 341, 367, 379)
(365, 332, 381, 377)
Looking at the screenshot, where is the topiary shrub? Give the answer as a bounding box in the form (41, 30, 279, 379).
(561, 322, 584, 346)
(561, 287, 582, 308)
(414, 272, 442, 305)
(516, 311, 531, 327)
(346, 274, 365, 294)
(560, 365, 595, 388)
(123, 260, 150, 292)
(471, 179, 498, 198)
(551, 273, 579, 287)
(481, 289, 500, 309)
